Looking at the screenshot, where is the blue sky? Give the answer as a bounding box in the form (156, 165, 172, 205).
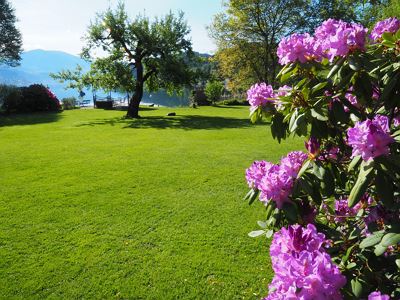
(12, 0, 223, 56)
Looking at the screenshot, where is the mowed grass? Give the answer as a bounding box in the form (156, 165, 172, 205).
(0, 106, 303, 299)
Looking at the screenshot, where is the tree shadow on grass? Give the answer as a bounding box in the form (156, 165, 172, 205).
(0, 112, 63, 127)
(76, 115, 260, 130)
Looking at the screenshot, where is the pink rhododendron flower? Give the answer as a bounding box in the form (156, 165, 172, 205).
(277, 33, 322, 65)
(347, 116, 394, 161)
(247, 83, 275, 108)
(257, 151, 307, 208)
(265, 224, 346, 300)
(368, 291, 390, 300)
(371, 17, 400, 41)
(280, 151, 308, 178)
(315, 19, 367, 61)
(245, 161, 274, 190)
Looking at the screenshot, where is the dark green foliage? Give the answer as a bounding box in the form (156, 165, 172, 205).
(0, 0, 22, 66)
(61, 97, 77, 110)
(204, 81, 224, 103)
(2, 84, 61, 113)
(81, 3, 193, 118)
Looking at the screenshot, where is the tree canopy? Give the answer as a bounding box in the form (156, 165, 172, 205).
(0, 0, 22, 66)
(81, 3, 193, 117)
(209, 0, 389, 93)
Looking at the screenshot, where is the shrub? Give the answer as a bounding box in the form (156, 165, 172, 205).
(204, 81, 224, 104)
(61, 97, 77, 110)
(244, 18, 400, 299)
(217, 98, 249, 106)
(0, 84, 19, 109)
(2, 84, 61, 113)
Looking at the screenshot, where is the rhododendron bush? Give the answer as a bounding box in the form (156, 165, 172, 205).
(245, 18, 400, 299)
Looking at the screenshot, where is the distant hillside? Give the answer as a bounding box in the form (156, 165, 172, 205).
(0, 49, 211, 106)
(0, 50, 90, 99)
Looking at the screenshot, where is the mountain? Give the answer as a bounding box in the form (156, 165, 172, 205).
(0, 49, 211, 106)
(0, 50, 90, 99)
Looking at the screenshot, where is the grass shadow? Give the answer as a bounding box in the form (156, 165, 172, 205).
(0, 112, 63, 127)
(76, 115, 258, 130)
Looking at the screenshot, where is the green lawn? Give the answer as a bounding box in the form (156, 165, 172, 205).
(0, 106, 303, 299)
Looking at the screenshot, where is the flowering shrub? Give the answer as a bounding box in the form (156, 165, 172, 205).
(2, 84, 61, 113)
(245, 18, 400, 299)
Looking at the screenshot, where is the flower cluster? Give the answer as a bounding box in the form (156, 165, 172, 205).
(247, 83, 275, 107)
(333, 196, 373, 223)
(315, 19, 367, 62)
(347, 115, 394, 161)
(368, 291, 391, 300)
(370, 17, 400, 41)
(265, 224, 346, 300)
(277, 33, 322, 65)
(246, 152, 307, 208)
(277, 19, 368, 64)
(245, 161, 273, 190)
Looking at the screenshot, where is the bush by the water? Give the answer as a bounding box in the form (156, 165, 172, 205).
(2, 84, 61, 113)
(217, 98, 249, 106)
(61, 97, 78, 110)
(0, 84, 20, 110)
(204, 81, 224, 104)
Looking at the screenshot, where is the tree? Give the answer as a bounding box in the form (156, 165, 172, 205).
(209, 0, 384, 93)
(204, 81, 224, 104)
(82, 3, 193, 118)
(209, 0, 315, 91)
(0, 0, 22, 66)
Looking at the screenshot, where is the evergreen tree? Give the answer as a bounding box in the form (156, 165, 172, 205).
(0, 0, 22, 66)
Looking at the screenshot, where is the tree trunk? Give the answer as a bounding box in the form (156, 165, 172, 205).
(126, 59, 144, 118)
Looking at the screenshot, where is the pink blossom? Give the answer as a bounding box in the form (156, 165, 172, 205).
(368, 291, 390, 300)
(347, 116, 394, 161)
(245, 161, 274, 190)
(315, 19, 367, 61)
(266, 224, 346, 299)
(247, 83, 275, 108)
(371, 17, 400, 41)
(277, 33, 322, 65)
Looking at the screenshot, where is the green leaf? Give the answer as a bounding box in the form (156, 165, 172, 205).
(265, 230, 274, 238)
(348, 160, 375, 208)
(248, 189, 260, 205)
(374, 244, 387, 256)
(297, 159, 311, 179)
(243, 189, 254, 201)
(382, 32, 396, 42)
(375, 170, 394, 207)
(348, 155, 361, 172)
(351, 278, 363, 298)
(289, 110, 299, 132)
(359, 232, 384, 248)
(396, 259, 400, 269)
(257, 221, 267, 229)
(380, 233, 400, 247)
(282, 202, 299, 224)
(341, 245, 356, 265)
(348, 55, 361, 71)
(327, 57, 345, 79)
(346, 262, 357, 269)
(311, 82, 328, 94)
(311, 108, 328, 121)
(271, 113, 287, 143)
(248, 230, 265, 238)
